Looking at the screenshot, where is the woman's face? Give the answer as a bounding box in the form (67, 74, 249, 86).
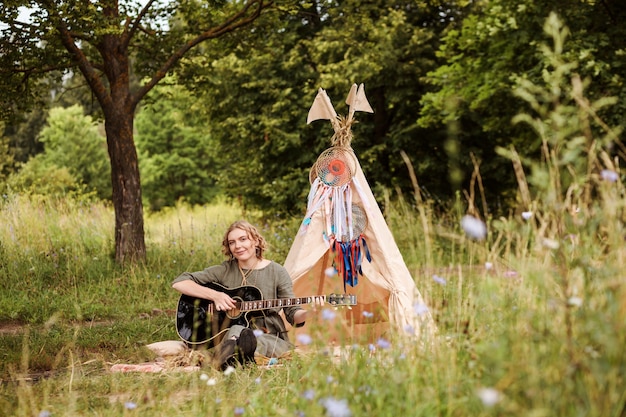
(227, 228, 257, 262)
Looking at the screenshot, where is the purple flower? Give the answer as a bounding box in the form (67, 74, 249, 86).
(321, 308, 336, 321)
(601, 169, 619, 182)
(302, 389, 315, 401)
(362, 311, 374, 318)
(461, 215, 487, 240)
(376, 338, 391, 349)
(234, 406, 245, 415)
(124, 402, 137, 410)
(296, 333, 313, 345)
(319, 397, 352, 417)
(413, 302, 429, 316)
(432, 274, 447, 285)
(38, 412, 52, 417)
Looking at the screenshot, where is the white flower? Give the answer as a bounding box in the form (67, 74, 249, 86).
(477, 387, 501, 407)
(223, 366, 236, 376)
(568, 296, 583, 307)
(206, 378, 217, 386)
(521, 211, 533, 220)
(325, 267, 338, 277)
(542, 238, 560, 250)
(461, 215, 487, 240)
(200, 373, 209, 381)
(485, 262, 493, 270)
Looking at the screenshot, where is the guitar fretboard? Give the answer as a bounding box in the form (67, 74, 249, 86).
(240, 296, 320, 311)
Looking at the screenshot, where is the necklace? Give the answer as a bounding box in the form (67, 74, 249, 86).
(238, 258, 259, 286)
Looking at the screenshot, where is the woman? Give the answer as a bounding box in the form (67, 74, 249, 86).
(172, 220, 316, 369)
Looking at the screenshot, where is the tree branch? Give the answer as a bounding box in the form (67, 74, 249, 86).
(55, 21, 111, 110)
(124, 0, 159, 49)
(132, 0, 273, 107)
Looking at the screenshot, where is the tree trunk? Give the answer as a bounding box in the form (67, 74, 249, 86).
(104, 105, 146, 264)
(98, 32, 146, 264)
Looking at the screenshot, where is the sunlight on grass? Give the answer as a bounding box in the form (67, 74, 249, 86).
(1, 14, 625, 417)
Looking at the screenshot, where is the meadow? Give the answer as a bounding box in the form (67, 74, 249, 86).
(1, 26, 625, 416)
(0, 183, 624, 416)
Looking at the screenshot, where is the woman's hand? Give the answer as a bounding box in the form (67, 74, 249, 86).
(211, 290, 237, 312)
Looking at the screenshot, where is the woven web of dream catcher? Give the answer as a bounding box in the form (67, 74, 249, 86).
(309, 147, 357, 187)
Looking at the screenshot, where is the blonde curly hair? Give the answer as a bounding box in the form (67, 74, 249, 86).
(221, 220, 267, 259)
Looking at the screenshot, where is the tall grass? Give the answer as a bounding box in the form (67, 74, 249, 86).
(1, 14, 625, 417)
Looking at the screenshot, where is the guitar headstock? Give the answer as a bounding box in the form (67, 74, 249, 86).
(327, 293, 357, 306)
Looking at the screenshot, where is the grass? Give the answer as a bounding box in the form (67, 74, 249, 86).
(1, 15, 625, 417)
(0, 190, 624, 417)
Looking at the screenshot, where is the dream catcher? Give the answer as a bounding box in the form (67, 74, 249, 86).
(301, 84, 374, 289)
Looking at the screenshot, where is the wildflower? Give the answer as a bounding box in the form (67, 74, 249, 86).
(503, 270, 518, 278)
(485, 262, 493, 270)
(404, 324, 415, 335)
(376, 338, 391, 349)
(568, 296, 583, 307)
(302, 389, 316, 400)
(124, 402, 137, 410)
(477, 387, 501, 407)
(296, 333, 313, 345)
(319, 397, 352, 417)
(234, 407, 245, 415)
(601, 169, 619, 182)
(461, 215, 487, 240)
(253, 329, 264, 337)
(362, 311, 374, 318)
(206, 378, 217, 386)
(413, 302, 429, 316)
(38, 411, 52, 417)
(368, 343, 376, 352)
(255, 377, 261, 384)
(200, 373, 209, 381)
(326, 375, 334, 384)
(223, 366, 236, 376)
(432, 274, 447, 286)
(325, 267, 338, 277)
(321, 308, 336, 321)
(521, 211, 533, 220)
(542, 238, 560, 250)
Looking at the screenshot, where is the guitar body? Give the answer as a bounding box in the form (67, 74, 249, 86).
(175, 282, 356, 347)
(176, 282, 264, 348)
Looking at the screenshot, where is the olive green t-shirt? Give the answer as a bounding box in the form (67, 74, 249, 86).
(172, 259, 302, 340)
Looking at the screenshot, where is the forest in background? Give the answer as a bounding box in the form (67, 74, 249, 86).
(1, 0, 625, 219)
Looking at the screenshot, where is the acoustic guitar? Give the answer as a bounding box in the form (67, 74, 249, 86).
(175, 282, 357, 347)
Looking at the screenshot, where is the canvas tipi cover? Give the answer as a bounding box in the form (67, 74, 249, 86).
(284, 85, 436, 344)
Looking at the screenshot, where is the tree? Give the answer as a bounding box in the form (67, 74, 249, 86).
(418, 0, 626, 213)
(38, 105, 110, 198)
(177, 0, 458, 215)
(0, 0, 275, 263)
(135, 81, 222, 211)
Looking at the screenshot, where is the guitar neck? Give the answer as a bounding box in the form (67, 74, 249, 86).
(238, 296, 321, 312)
